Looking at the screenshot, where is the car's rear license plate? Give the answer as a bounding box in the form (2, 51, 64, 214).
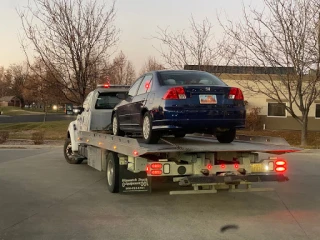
(199, 95, 217, 104)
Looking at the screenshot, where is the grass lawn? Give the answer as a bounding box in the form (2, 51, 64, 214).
(0, 106, 65, 116)
(0, 120, 69, 140)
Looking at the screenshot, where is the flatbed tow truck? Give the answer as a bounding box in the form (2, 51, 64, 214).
(63, 85, 300, 195)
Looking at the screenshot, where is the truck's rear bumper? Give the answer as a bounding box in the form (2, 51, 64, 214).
(180, 173, 288, 186)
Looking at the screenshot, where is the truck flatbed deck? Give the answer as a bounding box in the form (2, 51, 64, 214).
(78, 131, 300, 157)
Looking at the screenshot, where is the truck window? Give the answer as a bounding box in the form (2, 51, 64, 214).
(95, 92, 122, 109)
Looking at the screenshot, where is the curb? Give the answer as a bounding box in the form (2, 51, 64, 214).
(0, 145, 62, 149)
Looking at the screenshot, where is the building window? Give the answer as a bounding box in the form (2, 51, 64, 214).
(316, 104, 320, 118)
(267, 103, 286, 117)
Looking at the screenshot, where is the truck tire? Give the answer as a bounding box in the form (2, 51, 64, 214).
(112, 113, 125, 137)
(142, 112, 160, 144)
(63, 138, 83, 164)
(106, 152, 119, 193)
(216, 128, 236, 143)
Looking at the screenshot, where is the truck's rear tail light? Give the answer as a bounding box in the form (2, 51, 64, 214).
(275, 159, 287, 172)
(133, 150, 139, 156)
(151, 163, 162, 169)
(275, 166, 286, 172)
(146, 164, 151, 174)
(228, 87, 244, 100)
(151, 170, 162, 175)
(162, 86, 186, 100)
(206, 163, 212, 170)
(234, 164, 239, 169)
(220, 164, 226, 169)
(275, 160, 286, 166)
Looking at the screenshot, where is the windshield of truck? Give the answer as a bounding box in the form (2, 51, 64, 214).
(95, 92, 121, 109)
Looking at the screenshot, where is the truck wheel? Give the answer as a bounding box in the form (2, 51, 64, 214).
(112, 113, 125, 136)
(216, 128, 236, 143)
(106, 152, 119, 193)
(63, 138, 83, 164)
(142, 112, 160, 144)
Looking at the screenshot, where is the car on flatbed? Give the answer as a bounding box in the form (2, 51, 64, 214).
(112, 70, 246, 144)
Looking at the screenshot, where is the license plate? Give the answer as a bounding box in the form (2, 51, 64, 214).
(251, 163, 267, 172)
(199, 95, 217, 104)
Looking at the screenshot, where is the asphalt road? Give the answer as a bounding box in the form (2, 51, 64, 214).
(0, 114, 76, 123)
(0, 147, 319, 240)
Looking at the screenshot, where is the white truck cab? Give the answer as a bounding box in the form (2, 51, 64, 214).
(65, 85, 130, 163)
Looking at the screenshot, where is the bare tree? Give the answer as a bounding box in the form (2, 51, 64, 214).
(4, 64, 29, 107)
(154, 16, 233, 70)
(222, 0, 320, 146)
(18, 0, 119, 104)
(139, 56, 165, 75)
(104, 51, 136, 85)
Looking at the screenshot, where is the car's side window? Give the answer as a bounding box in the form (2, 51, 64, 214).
(137, 74, 153, 95)
(128, 77, 144, 97)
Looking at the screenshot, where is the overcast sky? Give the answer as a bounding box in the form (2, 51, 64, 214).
(0, 0, 264, 72)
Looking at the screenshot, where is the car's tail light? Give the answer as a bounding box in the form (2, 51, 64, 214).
(162, 87, 186, 100)
(151, 163, 162, 169)
(228, 87, 244, 100)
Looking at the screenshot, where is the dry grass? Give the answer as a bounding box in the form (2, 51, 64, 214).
(238, 129, 320, 148)
(0, 121, 69, 140)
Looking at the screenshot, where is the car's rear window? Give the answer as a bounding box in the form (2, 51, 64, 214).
(158, 71, 227, 86)
(95, 92, 121, 110)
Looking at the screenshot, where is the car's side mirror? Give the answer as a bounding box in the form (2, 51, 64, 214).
(116, 93, 127, 100)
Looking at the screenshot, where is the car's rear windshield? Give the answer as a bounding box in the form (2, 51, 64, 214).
(158, 71, 227, 86)
(95, 92, 121, 110)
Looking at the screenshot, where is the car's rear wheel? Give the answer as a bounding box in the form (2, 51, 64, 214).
(215, 128, 236, 143)
(112, 113, 124, 136)
(142, 113, 160, 144)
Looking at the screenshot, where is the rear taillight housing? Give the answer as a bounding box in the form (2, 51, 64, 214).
(162, 86, 187, 100)
(275, 159, 287, 173)
(228, 87, 244, 100)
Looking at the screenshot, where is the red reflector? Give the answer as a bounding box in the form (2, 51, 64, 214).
(151, 163, 162, 169)
(151, 170, 162, 175)
(228, 87, 244, 100)
(234, 164, 239, 169)
(275, 166, 286, 172)
(162, 86, 186, 100)
(146, 164, 151, 174)
(133, 150, 139, 156)
(145, 81, 150, 90)
(221, 164, 226, 169)
(275, 160, 286, 166)
(206, 164, 212, 170)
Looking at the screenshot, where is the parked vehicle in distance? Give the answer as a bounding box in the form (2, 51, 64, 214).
(112, 70, 246, 144)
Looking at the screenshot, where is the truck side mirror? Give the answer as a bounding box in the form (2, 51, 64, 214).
(116, 93, 127, 100)
(73, 107, 84, 115)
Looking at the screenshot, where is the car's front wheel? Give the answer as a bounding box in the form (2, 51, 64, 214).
(215, 128, 236, 143)
(112, 113, 124, 136)
(142, 113, 160, 144)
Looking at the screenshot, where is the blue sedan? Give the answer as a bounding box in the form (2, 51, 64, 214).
(112, 70, 246, 144)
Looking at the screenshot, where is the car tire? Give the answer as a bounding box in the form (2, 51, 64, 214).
(142, 112, 160, 144)
(174, 132, 186, 138)
(216, 128, 236, 143)
(112, 113, 125, 137)
(63, 138, 83, 164)
(106, 152, 119, 193)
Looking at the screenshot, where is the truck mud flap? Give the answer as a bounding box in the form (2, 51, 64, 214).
(119, 165, 152, 194)
(181, 174, 288, 186)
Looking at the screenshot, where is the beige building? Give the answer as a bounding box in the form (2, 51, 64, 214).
(185, 65, 320, 131)
(0, 96, 21, 107)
